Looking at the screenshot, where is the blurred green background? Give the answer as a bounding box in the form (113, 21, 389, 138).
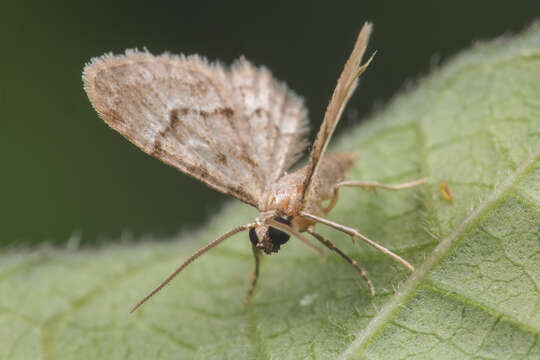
(1, 1, 538, 245)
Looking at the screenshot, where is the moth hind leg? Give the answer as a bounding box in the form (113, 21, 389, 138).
(322, 178, 427, 215)
(243, 244, 262, 307)
(322, 187, 340, 215)
(336, 178, 428, 192)
(299, 211, 415, 272)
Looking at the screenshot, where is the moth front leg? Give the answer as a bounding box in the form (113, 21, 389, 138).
(243, 244, 262, 307)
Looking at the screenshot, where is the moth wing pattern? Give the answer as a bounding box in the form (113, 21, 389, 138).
(83, 51, 308, 206)
(229, 58, 309, 185)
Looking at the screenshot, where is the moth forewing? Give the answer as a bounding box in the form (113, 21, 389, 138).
(82, 51, 310, 207)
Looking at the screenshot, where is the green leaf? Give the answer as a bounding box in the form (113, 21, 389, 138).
(2, 24, 539, 359)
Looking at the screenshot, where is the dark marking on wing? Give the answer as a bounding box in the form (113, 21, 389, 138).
(151, 140, 165, 157)
(198, 107, 235, 119)
(240, 152, 257, 169)
(168, 107, 235, 121)
(169, 109, 181, 129)
(218, 107, 234, 118)
(99, 107, 126, 127)
(216, 152, 227, 165)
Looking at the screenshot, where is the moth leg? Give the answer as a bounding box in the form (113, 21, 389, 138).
(324, 178, 427, 215)
(243, 244, 262, 307)
(307, 228, 375, 296)
(336, 178, 428, 191)
(299, 211, 415, 272)
(322, 187, 340, 215)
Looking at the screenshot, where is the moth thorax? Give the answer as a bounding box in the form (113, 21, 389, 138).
(259, 172, 306, 216)
(249, 217, 291, 254)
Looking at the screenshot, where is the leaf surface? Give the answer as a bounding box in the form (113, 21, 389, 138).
(1, 24, 539, 360)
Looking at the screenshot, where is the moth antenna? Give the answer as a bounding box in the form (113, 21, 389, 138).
(299, 212, 415, 272)
(338, 50, 376, 124)
(130, 222, 256, 313)
(307, 228, 375, 296)
(266, 219, 325, 258)
(301, 23, 374, 204)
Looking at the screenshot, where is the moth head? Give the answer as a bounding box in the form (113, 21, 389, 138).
(249, 216, 291, 254)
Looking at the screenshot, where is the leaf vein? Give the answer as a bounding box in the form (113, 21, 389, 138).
(338, 146, 540, 359)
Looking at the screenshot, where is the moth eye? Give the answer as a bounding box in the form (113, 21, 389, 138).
(249, 228, 258, 246)
(268, 216, 291, 246)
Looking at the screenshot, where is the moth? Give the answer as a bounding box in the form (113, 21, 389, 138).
(82, 23, 427, 312)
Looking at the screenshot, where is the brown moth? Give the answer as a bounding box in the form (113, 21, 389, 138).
(82, 23, 427, 312)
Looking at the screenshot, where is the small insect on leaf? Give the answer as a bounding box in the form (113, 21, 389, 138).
(439, 181, 454, 202)
(82, 22, 427, 313)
